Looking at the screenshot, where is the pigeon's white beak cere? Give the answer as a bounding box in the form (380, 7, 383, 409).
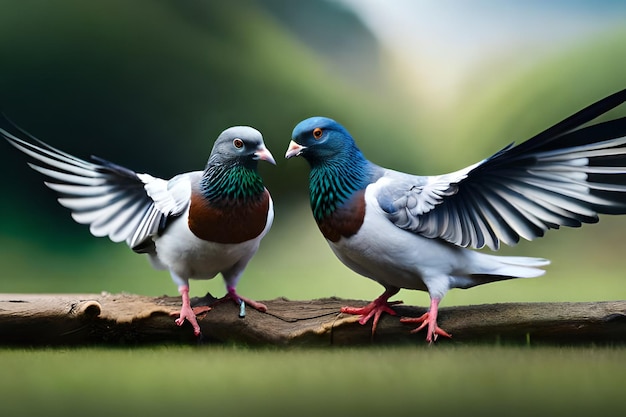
(254, 145, 276, 165)
(285, 140, 306, 159)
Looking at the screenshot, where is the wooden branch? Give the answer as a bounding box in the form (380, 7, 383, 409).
(1, 293, 625, 346)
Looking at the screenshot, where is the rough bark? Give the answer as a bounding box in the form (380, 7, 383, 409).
(1, 293, 625, 346)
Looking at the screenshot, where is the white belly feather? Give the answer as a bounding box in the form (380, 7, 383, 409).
(153, 200, 273, 281)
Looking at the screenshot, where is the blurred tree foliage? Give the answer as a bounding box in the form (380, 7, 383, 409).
(3, 1, 624, 241)
(0, 1, 625, 301)
(0, 0, 418, 242)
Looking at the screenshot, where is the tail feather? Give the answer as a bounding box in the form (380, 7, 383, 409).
(453, 253, 549, 289)
(485, 254, 550, 278)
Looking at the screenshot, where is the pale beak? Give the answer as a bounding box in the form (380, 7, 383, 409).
(254, 144, 276, 165)
(285, 140, 306, 159)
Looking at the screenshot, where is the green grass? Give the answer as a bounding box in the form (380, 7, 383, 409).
(0, 345, 624, 417)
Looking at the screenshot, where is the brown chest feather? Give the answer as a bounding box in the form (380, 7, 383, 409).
(188, 190, 270, 244)
(317, 189, 366, 242)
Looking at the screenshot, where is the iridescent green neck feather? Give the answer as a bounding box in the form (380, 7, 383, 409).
(309, 148, 371, 221)
(200, 163, 265, 204)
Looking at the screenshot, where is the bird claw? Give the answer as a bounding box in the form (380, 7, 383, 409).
(400, 312, 452, 343)
(235, 295, 267, 313)
(213, 287, 268, 313)
(171, 305, 211, 336)
(341, 298, 403, 335)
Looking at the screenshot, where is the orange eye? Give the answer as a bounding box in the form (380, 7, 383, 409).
(313, 128, 323, 140)
(233, 138, 244, 149)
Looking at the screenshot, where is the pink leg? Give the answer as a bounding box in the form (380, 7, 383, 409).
(170, 285, 210, 336)
(212, 286, 267, 313)
(400, 297, 451, 343)
(340, 288, 402, 335)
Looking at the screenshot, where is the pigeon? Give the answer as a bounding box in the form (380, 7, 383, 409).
(286, 89, 626, 343)
(2, 120, 276, 336)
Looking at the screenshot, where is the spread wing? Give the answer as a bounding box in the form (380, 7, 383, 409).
(378, 89, 626, 250)
(1, 125, 193, 252)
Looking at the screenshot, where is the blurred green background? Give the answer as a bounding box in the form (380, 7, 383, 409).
(1, 0, 626, 309)
(1, 3, 626, 417)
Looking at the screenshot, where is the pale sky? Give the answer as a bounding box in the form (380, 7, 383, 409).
(335, 0, 626, 101)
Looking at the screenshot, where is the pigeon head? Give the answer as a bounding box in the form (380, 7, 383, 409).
(286, 117, 357, 165)
(201, 126, 275, 204)
(209, 126, 276, 169)
(286, 117, 375, 222)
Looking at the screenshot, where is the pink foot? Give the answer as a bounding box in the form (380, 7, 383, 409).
(340, 289, 401, 335)
(171, 305, 210, 336)
(212, 286, 267, 313)
(170, 285, 210, 336)
(400, 298, 451, 343)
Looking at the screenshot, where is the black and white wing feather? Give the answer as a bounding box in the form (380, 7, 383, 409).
(1, 127, 191, 251)
(379, 89, 626, 250)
